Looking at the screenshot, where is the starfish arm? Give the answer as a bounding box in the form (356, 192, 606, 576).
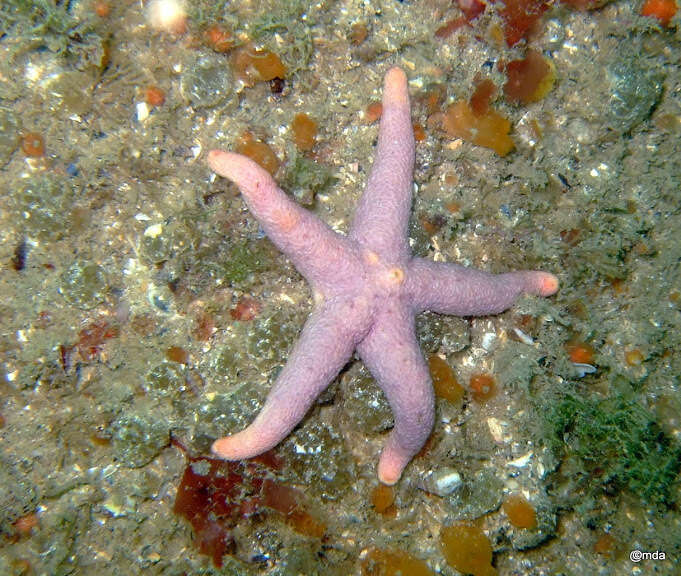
(349, 67, 415, 262)
(357, 304, 434, 485)
(212, 300, 368, 460)
(407, 257, 559, 315)
(208, 150, 358, 289)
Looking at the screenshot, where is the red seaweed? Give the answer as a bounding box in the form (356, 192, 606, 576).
(172, 442, 323, 567)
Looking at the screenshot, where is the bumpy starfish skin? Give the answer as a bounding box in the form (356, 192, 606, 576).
(207, 67, 559, 485)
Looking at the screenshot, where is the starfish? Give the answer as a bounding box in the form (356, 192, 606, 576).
(207, 67, 558, 485)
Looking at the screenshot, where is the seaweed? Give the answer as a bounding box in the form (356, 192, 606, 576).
(222, 238, 274, 286)
(540, 390, 681, 507)
(283, 152, 337, 207)
(1, 0, 94, 56)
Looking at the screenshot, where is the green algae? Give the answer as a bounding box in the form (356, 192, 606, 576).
(249, 0, 311, 37)
(2, 1, 82, 40)
(221, 239, 276, 286)
(1, 0, 99, 58)
(541, 391, 681, 507)
(249, 0, 315, 76)
(283, 152, 337, 207)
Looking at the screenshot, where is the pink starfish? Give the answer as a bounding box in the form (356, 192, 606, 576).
(207, 67, 558, 485)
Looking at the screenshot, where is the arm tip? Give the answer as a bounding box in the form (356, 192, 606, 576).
(211, 436, 239, 459)
(206, 149, 232, 174)
(377, 454, 402, 486)
(538, 273, 559, 296)
(383, 67, 409, 107)
(207, 149, 275, 195)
